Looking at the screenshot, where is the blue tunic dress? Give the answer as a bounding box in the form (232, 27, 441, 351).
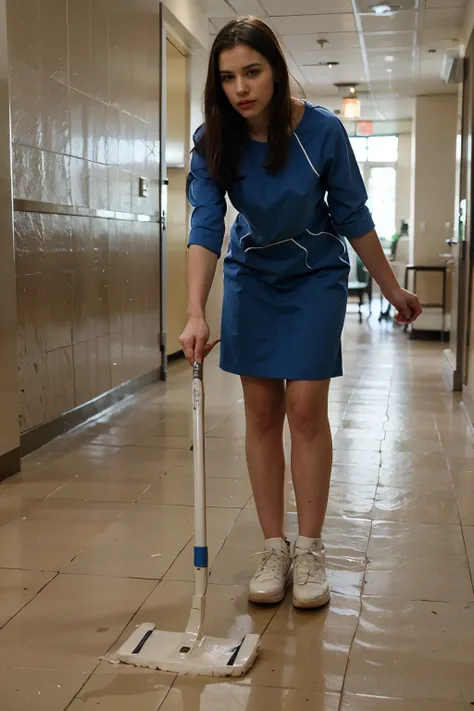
(186, 102, 375, 380)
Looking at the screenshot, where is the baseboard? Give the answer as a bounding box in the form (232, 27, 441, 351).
(409, 329, 450, 342)
(442, 349, 463, 392)
(461, 385, 474, 436)
(0, 447, 21, 482)
(168, 350, 185, 362)
(20, 367, 161, 458)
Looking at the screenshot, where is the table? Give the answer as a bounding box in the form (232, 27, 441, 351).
(404, 264, 448, 339)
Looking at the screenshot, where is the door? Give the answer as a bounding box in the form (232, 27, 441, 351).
(460, 33, 474, 413)
(448, 34, 473, 390)
(165, 38, 189, 356)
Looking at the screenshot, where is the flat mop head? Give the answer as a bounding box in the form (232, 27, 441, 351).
(116, 623, 260, 677)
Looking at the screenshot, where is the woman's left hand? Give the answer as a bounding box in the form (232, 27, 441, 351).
(386, 287, 423, 325)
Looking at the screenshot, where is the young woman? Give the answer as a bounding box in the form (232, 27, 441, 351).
(180, 17, 422, 609)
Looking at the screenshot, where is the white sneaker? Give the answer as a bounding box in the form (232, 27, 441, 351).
(292, 536, 330, 609)
(248, 538, 292, 604)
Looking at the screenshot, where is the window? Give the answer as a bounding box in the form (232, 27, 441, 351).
(349, 135, 399, 241)
(349, 135, 398, 163)
(367, 135, 398, 162)
(349, 136, 368, 163)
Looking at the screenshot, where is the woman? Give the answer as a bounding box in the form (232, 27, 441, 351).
(180, 17, 421, 609)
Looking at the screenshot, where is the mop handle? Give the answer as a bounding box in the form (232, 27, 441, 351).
(192, 362, 208, 572)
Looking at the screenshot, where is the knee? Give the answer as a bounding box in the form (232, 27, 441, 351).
(287, 399, 328, 440)
(244, 392, 285, 434)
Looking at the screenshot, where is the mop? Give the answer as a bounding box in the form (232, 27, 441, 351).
(115, 361, 261, 677)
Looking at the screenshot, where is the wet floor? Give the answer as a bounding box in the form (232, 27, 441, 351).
(0, 315, 473, 710)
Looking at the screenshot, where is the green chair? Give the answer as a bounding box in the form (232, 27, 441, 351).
(348, 257, 372, 323)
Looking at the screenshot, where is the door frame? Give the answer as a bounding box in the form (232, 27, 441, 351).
(157, 3, 207, 380)
(444, 31, 474, 395)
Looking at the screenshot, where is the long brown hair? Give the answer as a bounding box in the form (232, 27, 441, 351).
(197, 17, 293, 188)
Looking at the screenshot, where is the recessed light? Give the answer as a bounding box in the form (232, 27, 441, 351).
(387, 68, 393, 73)
(349, 86, 356, 94)
(385, 55, 395, 62)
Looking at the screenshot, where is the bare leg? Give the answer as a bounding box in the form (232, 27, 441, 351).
(241, 377, 286, 540)
(285, 379, 332, 538)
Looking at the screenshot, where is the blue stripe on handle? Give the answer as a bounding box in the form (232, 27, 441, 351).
(194, 546, 208, 567)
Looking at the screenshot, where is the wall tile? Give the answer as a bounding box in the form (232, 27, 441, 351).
(131, 47, 148, 121)
(14, 212, 44, 277)
(41, 76, 70, 155)
(17, 273, 47, 432)
(110, 331, 124, 388)
(6, 0, 41, 69)
(118, 111, 134, 169)
(70, 157, 90, 207)
(73, 335, 111, 406)
(68, 0, 92, 95)
(69, 90, 89, 160)
(91, 219, 110, 339)
(10, 59, 42, 147)
(108, 222, 122, 334)
(89, 162, 108, 210)
(12, 145, 44, 201)
(71, 216, 94, 344)
(108, 167, 132, 212)
(88, 100, 108, 164)
(119, 222, 135, 332)
(43, 270, 73, 352)
(45, 346, 75, 420)
(105, 106, 120, 165)
(90, 0, 109, 103)
(97, 334, 112, 394)
(73, 339, 97, 406)
(41, 151, 71, 205)
(42, 215, 73, 351)
(39, 0, 68, 82)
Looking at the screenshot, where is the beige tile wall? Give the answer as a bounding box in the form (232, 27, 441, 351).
(0, 0, 20, 461)
(7, 0, 163, 432)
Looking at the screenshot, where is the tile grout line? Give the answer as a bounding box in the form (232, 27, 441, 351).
(337, 368, 392, 707)
(433, 415, 474, 595)
(63, 576, 166, 711)
(0, 571, 60, 633)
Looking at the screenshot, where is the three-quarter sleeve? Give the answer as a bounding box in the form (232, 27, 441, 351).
(186, 131, 227, 257)
(323, 117, 375, 239)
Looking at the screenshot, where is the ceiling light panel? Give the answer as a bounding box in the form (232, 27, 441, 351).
(423, 7, 464, 30)
(302, 63, 365, 83)
(291, 48, 364, 65)
(361, 10, 417, 31)
(271, 13, 357, 34)
(231, 0, 268, 12)
(260, 0, 354, 15)
(282, 32, 361, 51)
(363, 30, 415, 48)
(425, 0, 466, 7)
(356, 0, 417, 10)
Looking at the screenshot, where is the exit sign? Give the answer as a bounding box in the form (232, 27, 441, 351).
(358, 121, 373, 135)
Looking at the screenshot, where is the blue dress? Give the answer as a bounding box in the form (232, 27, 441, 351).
(186, 102, 375, 380)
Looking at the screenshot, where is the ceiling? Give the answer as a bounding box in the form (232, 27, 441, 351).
(202, 0, 466, 122)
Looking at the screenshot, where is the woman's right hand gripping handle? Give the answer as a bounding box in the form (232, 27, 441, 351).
(179, 245, 220, 366)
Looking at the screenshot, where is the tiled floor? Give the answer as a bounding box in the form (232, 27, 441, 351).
(1, 316, 474, 710)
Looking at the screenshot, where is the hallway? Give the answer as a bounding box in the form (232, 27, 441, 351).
(0, 317, 473, 710)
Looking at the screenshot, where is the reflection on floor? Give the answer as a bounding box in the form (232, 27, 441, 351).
(0, 315, 473, 710)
